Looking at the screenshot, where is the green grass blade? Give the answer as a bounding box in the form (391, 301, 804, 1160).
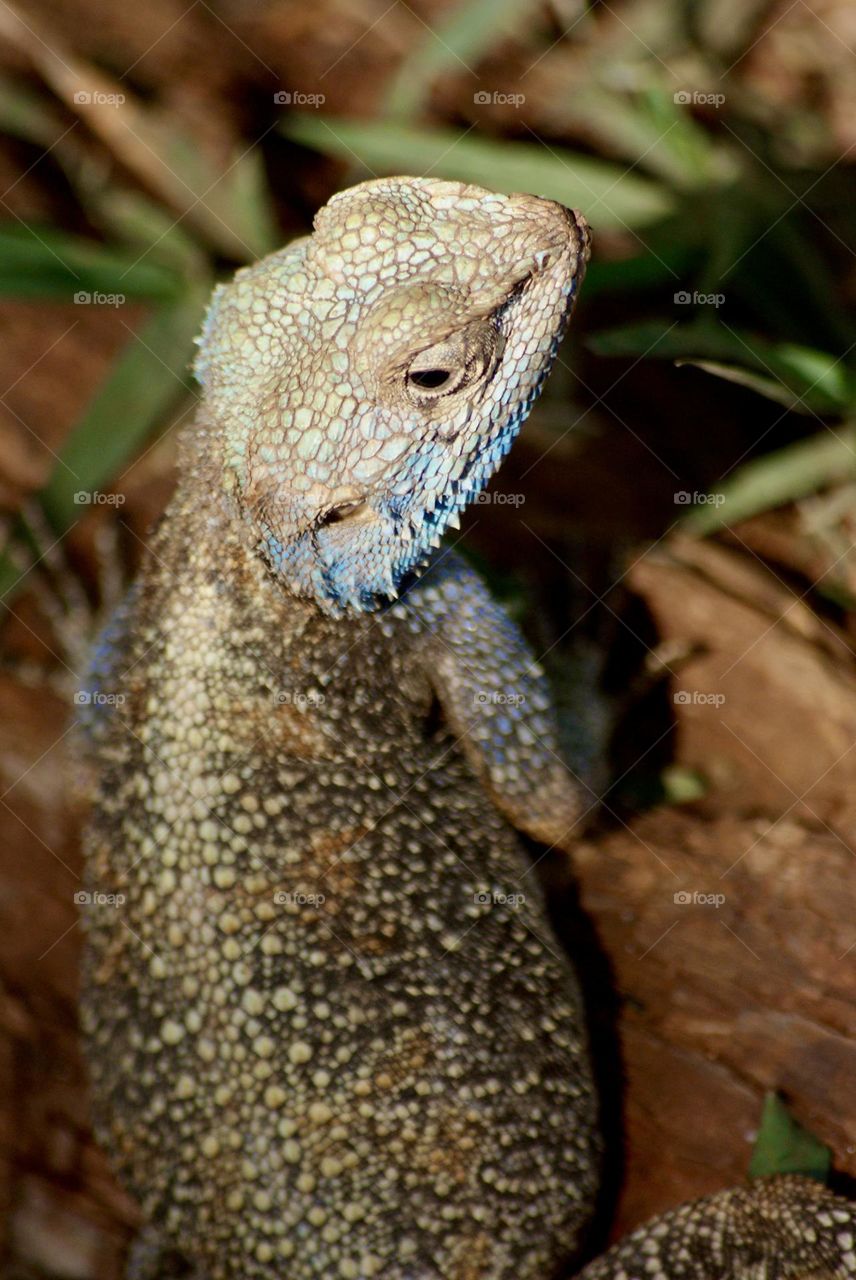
(0, 223, 181, 301)
(124, 119, 280, 263)
(0, 283, 210, 605)
(564, 87, 728, 190)
(41, 284, 209, 532)
(676, 360, 824, 413)
(164, 131, 280, 262)
(283, 115, 674, 230)
(385, 0, 533, 119)
(86, 190, 209, 281)
(0, 25, 278, 264)
(682, 422, 856, 535)
(0, 74, 63, 145)
(590, 321, 856, 415)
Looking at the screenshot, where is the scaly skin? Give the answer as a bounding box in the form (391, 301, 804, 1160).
(578, 1176, 856, 1280)
(78, 177, 856, 1280)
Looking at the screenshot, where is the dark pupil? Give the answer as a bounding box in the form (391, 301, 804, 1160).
(409, 368, 451, 389)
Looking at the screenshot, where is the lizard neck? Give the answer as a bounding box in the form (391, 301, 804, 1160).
(174, 417, 446, 621)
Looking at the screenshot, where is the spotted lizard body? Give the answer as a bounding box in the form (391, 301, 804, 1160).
(78, 176, 856, 1280)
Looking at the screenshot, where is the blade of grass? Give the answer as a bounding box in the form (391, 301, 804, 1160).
(678, 359, 815, 411)
(41, 284, 209, 533)
(0, 74, 64, 145)
(558, 87, 730, 190)
(385, 0, 534, 120)
(0, 5, 278, 262)
(590, 321, 856, 415)
(283, 115, 674, 230)
(681, 422, 856, 535)
(0, 223, 180, 300)
(0, 282, 210, 604)
(84, 190, 208, 278)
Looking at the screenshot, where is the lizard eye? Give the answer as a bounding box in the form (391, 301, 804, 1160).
(406, 352, 467, 400)
(408, 368, 454, 391)
(404, 322, 500, 403)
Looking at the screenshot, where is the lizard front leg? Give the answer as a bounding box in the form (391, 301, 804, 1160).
(408, 552, 586, 851)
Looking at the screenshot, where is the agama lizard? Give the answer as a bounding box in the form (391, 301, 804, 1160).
(78, 177, 856, 1280)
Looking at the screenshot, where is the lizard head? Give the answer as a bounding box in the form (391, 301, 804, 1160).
(194, 176, 589, 612)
